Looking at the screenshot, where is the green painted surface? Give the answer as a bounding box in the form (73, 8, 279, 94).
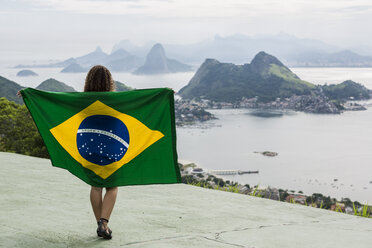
(1, 152, 371, 247)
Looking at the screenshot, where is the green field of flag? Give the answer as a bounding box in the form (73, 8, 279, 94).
(21, 88, 181, 187)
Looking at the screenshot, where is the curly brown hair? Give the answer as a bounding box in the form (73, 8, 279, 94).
(84, 65, 115, 92)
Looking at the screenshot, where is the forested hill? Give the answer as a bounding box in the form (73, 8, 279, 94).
(178, 51, 315, 102)
(179, 51, 371, 103)
(0, 76, 134, 104)
(0, 76, 23, 104)
(36, 78, 77, 92)
(322, 80, 371, 100)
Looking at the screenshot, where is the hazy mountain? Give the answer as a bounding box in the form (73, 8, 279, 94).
(133, 43, 192, 74)
(16, 70, 38, 77)
(36, 78, 76, 92)
(347, 45, 372, 57)
(115, 81, 133, 91)
(178, 51, 315, 102)
(164, 33, 372, 67)
(17, 46, 144, 72)
(14, 58, 77, 69)
(15, 47, 106, 69)
(111, 33, 372, 67)
(103, 49, 144, 72)
(61, 63, 87, 73)
(292, 50, 372, 67)
(74, 46, 108, 67)
(15, 45, 109, 68)
(106, 48, 131, 60)
(49, 58, 78, 68)
(0, 76, 24, 104)
(111, 40, 156, 57)
(14, 33, 372, 69)
(163, 33, 338, 64)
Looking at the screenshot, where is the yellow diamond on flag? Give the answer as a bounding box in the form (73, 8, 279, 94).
(50, 100, 164, 179)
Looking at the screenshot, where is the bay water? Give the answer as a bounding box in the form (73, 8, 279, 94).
(2, 65, 372, 203)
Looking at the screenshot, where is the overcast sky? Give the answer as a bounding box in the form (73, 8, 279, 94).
(1, 0, 372, 61)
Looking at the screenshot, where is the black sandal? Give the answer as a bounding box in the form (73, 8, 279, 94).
(96, 222, 101, 237)
(97, 221, 111, 237)
(97, 218, 112, 239)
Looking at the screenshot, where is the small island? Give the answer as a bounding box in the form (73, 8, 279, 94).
(254, 151, 278, 157)
(16, 69, 38, 77)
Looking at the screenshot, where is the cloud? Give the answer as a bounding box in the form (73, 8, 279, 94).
(10, 0, 370, 22)
(21, 0, 173, 16)
(2, 0, 372, 53)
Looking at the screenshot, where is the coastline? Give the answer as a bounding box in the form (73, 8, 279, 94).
(179, 160, 372, 218)
(174, 96, 371, 126)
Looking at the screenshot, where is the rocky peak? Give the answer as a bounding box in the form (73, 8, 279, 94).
(146, 43, 167, 61)
(197, 58, 220, 70)
(133, 43, 192, 74)
(108, 49, 131, 60)
(95, 46, 103, 53)
(250, 51, 284, 72)
(203, 58, 220, 65)
(134, 43, 168, 73)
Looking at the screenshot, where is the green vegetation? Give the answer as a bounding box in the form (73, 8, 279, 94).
(179, 52, 371, 104)
(183, 173, 371, 219)
(268, 64, 314, 89)
(0, 76, 23, 104)
(353, 202, 371, 218)
(322, 80, 370, 100)
(0, 97, 48, 158)
(36, 78, 76, 92)
(179, 52, 316, 103)
(0, 77, 135, 159)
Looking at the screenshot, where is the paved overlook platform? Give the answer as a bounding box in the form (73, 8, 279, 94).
(0, 152, 371, 248)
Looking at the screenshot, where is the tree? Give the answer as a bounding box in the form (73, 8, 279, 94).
(0, 97, 49, 158)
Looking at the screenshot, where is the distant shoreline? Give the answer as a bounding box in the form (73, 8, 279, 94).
(179, 160, 371, 218)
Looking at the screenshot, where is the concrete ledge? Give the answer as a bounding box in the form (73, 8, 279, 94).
(1, 152, 371, 247)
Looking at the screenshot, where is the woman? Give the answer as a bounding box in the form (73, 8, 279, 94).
(84, 65, 118, 239)
(17, 65, 118, 239)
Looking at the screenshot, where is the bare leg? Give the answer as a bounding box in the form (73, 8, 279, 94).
(100, 187, 118, 234)
(101, 187, 118, 220)
(90, 186, 103, 222)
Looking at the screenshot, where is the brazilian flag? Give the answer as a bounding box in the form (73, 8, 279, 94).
(21, 88, 181, 187)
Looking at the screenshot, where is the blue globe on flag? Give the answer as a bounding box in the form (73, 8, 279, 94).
(76, 115, 130, 166)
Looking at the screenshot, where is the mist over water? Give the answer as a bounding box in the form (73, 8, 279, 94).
(2, 65, 372, 203)
(1, 67, 194, 92)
